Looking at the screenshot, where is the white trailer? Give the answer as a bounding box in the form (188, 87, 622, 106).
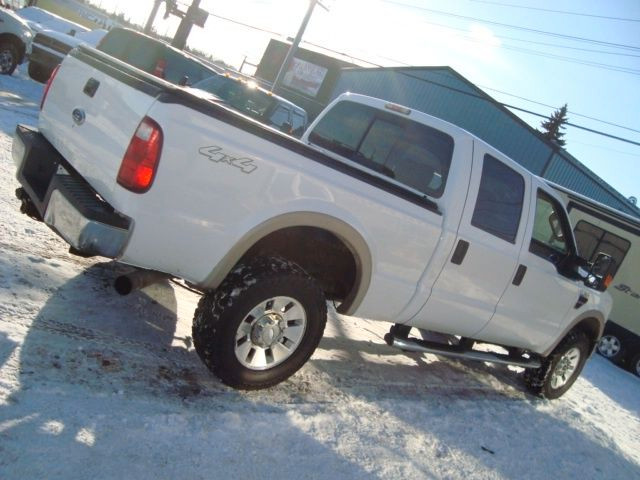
(553, 184, 640, 377)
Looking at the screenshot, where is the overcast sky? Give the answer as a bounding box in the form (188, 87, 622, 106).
(89, 0, 640, 201)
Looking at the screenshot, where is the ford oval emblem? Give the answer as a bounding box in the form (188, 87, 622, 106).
(72, 108, 86, 126)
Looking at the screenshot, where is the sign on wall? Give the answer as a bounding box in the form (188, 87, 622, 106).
(282, 58, 328, 97)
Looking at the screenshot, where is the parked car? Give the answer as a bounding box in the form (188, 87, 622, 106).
(0, 6, 32, 75)
(28, 28, 106, 82)
(96, 27, 221, 86)
(13, 43, 613, 398)
(192, 74, 308, 136)
(15, 6, 88, 36)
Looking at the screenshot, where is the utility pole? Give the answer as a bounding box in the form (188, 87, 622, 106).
(271, 0, 327, 94)
(172, 0, 202, 50)
(144, 0, 162, 34)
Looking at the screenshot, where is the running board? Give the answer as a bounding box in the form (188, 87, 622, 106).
(384, 333, 541, 369)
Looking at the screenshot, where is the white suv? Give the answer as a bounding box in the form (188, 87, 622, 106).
(0, 7, 33, 75)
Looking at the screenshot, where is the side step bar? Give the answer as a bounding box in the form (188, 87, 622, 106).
(384, 332, 541, 369)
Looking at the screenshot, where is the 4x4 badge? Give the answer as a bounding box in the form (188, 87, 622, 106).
(199, 145, 257, 174)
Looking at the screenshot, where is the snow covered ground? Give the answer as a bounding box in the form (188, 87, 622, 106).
(1, 64, 639, 479)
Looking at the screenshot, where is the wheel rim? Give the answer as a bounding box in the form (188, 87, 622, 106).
(550, 347, 581, 390)
(0, 49, 14, 73)
(234, 296, 307, 370)
(597, 335, 621, 358)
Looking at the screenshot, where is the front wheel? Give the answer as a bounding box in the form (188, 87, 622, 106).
(0, 41, 19, 75)
(524, 330, 590, 399)
(193, 257, 327, 390)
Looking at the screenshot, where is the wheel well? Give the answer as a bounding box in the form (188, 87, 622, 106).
(0, 33, 26, 61)
(238, 226, 358, 304)
(572, 317, 602, 353)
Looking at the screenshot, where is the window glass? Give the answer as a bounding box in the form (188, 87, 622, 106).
(574, 220, 630, 276)
(530, 190, 572, 261)
(269, 106, 290, 128)
(471, 155, 524, 243)
(291, 111, 306, 131)
(308, 101, 454, 197)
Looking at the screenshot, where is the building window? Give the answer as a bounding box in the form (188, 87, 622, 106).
(471, 155, 525, 243)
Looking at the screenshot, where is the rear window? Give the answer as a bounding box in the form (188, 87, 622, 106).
(308, 101, 454, 198)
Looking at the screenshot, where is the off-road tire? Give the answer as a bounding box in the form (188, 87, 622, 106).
(524, 330, 590, 399)
(0, 41, 19, 75)
(28, 61, 51, 83)
(192, 256, 327, 390)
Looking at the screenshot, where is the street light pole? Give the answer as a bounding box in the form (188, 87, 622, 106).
(271, 0, 326, 94)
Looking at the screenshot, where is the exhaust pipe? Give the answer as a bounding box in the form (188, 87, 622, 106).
(114, 269, 170, 295)
(384, 333, 541, 369)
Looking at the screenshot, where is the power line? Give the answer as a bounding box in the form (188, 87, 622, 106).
(469, 0, 640, 22)
(420, 18, 640, 58)
(379, 0, 640, 51)
(476, 85, 640, 135)
(197, 9, 640, 147)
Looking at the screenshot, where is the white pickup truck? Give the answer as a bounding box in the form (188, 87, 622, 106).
(13, 45, 614, 398)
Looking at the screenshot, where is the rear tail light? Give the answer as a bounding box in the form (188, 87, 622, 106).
(117, 117, 163, 193)
(40, 64, 61, 110)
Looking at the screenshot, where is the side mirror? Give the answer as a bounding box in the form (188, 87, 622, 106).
(585, 252, 615, 290)
(548, 213, 564, 241)
(560, 254, 589, 281)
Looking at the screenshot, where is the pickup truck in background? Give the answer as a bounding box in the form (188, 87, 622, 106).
(28, 28, 106, 82)
(12, 44, 614, 398)
(0, 6, 32, 75)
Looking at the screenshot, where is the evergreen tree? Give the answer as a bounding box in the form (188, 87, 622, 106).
(540, 104, 568, 147)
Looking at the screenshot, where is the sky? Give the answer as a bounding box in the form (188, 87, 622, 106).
(85, 0, 639, 201)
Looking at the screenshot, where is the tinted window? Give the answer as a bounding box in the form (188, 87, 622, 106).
(308, 101, 454, 198)
(269, 106, 290, 127)
(471, 155, 524, 243)
(291, 111, 306, 131)
(529, 190, 578, 265)
(574, 220, 630, 276)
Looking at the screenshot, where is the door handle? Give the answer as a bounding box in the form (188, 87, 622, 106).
(512, 264, 527, 286)
(451, 240, 470, 265)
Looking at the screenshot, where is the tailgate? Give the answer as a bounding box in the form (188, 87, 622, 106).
(38, 47, 165, 205)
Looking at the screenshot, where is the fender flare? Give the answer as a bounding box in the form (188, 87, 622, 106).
(542, 310, 606, 357)
(199, 211, 373, 315)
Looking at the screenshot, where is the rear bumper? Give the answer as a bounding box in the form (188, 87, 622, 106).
(13, 124, 132, 258)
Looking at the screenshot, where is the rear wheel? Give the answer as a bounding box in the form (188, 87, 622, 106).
(193, 257, 327, 390)
(524, 330, 590, 399)
(0, 41, 19, 75)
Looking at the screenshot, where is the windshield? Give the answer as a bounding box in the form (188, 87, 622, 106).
(194, 76, 276, 119)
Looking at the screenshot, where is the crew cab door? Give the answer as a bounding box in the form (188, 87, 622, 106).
(477, 188, 583, 351)
(413, 145, 531, 337)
